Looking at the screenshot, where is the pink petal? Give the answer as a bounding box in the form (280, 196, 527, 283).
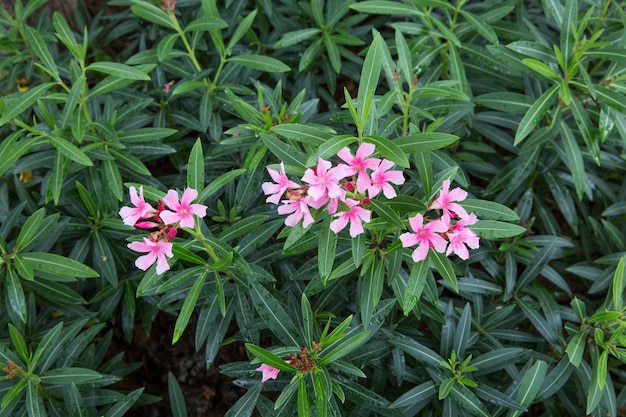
(400, 232, 419, 248)
(155, 253, 170, 274)
(355, 142, 376, 160)
(135, 253, 157, 271)
(162, 190, 180, 210)
(178, 214, 195, 228)
(330, 215, 349, 234)
(160, 210, 180, 225)
(180, 187, 199, 206)
(411, 243, 429, 262)
(408, 214, 424, 233)
(348, 216, 364, 237)
(190, 203, 208, 218)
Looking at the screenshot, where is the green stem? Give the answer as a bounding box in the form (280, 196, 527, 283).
(184, 224, 220, 263)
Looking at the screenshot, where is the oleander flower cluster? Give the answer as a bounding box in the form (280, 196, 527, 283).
(262, 143, 405, 237)
(119, 186, 207, 274)
(400, 179, 480, 261)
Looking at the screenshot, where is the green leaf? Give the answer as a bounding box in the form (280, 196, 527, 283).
(0, 83, 54, 126)
(1, 378, 26, 408)
(559, 121, 586, 200)
(0, 132, 30, 177)
(31, 322, 63, 371)
(184, 16, 228, 33)
(271, 124, 334, 146)
(350, 1, 422, 16)
(8, 323, 29, 362)
(6, 268, 27, 323)
(472, 348, 527, 375)
(229, 54, 290, 73)
(101, 388, 144, 417)
(305, 135, 356, 167)
(521, 58, 561, 80)
(402, 260, 428, 315)
(318, 331, 370, 366)
(157, 33, 178, 62)
(364, 135, 409, 168)
(429, 250, 458, 293)
(438, 377, 455, 400)
(249, 280, 301, 346)
(369, 199, 404, 229)
(461, 199, 519, 221)
(130, 1, 176, 30)
(173, 270, 207, 344)
(390, 332, 444, 367)
(39, 368, 102, 385)
(514, 84, 559, 146)
(15, 208, 45, 252)
(49, 135, 93, 166)
(224, 384, 262, 417)
(395, 132, 459, 152)
(565, 330, 586, 367)
(319, 215, 337, 283)
(469, 220, 526, 239)
(274, 28, 321, 48)
(168, 372, 188, 417)
(260, 133, 307, 168)
(560, 0, 577, 64)
(197, 168, 246, 203)
(245, 344, 297, 372)
(459, 9, 498, 44)
(20, 253, 98, 279)
(301, 293, 314, 347)
(218, 215, 268, 243)
(86, 62, 151, 81)
(171, 245, 206, 266)
(360, 256, 385, 327)
(390, 381, 436, 409)
(508, 360, 548, 417)
(226, 10, 257, 55)
(357, 34, 383, 128)
(103, 159, 123, 201)
(25, 27, 58, 76)
(298, 376, 310, 417)
(187, 139, 204, 193)
(26, 381, 44, 417)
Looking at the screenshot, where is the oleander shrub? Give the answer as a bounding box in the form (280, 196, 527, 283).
(1, 0, 626, 416)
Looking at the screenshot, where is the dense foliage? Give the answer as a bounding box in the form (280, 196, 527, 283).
(1, 0, 626, 416)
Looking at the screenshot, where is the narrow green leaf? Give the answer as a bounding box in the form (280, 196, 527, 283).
(508, 360, 548, 417)
(429, 250, 458, 293)
(39, 368, 102, 384)
(514, 84, 559, 145)
(224, 384, 262, 417)
(226, 10, 257, 55)
(187, 139, 204, 193)
(305, 135, 356, 167)
(521, 58, 561, 80)
(130, 1, 176, 30)
(245, 344, 297, 372)
(395, 132, 459, 152)
(260, 133, 307, 168)
(8, 323, 29, 362)
(357, 34, 383, 128)
(390, 381, 436, 409)
(360, 256, 385, 327)
(469, 220, 526, 239)
(6, 268, 27, 323)
(196, 168, 247, 203)
(271, 124, 334, 146)
(461, 199, 519, 221)
(460, 9, 498, 44)
(168, 372, 188, 417)
(565, 330, 586, 367)
(157, 33, 178, 62)
(87, 62, 150, 81)
(298, 377, 310, 417)
(25, 27, 58, 76)
(350, 1, 422, 16)
(229, 54, 290, 73)
(249, 280, 301, 346)
(402, 260, 428, 315)
(364, 135, 409, 168)
(274, 28, 321, 48)
(172, 270, 207, 344)
(559, 120, 586, 200)
(0, 83, 54, 126)
(319, 215, 337, 283)
(184, 16, 228, 32)
(49, 135, 93, 166)
(318, 331, 370, 366)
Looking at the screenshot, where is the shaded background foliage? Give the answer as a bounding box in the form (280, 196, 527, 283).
(1, 0, 626, 416)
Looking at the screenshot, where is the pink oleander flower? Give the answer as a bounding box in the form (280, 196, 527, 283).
(399, 214, 448, 262)
(301, 158, 348, 201)
(337, 143, 380, 193)
(330, 198, 371, 237)
(160, 188, 208, 228)
(119, 186, 155, 227)
(430, 179, 469, 221)
(368, 159, 405, 198)
(256, 364, 280, 383)
(445, 213, 479, 259)
(278, 197, 315, 228)
(128, 238, 174, 275)
(446, 227, 480, 260)
(262, 162, 300, 204)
